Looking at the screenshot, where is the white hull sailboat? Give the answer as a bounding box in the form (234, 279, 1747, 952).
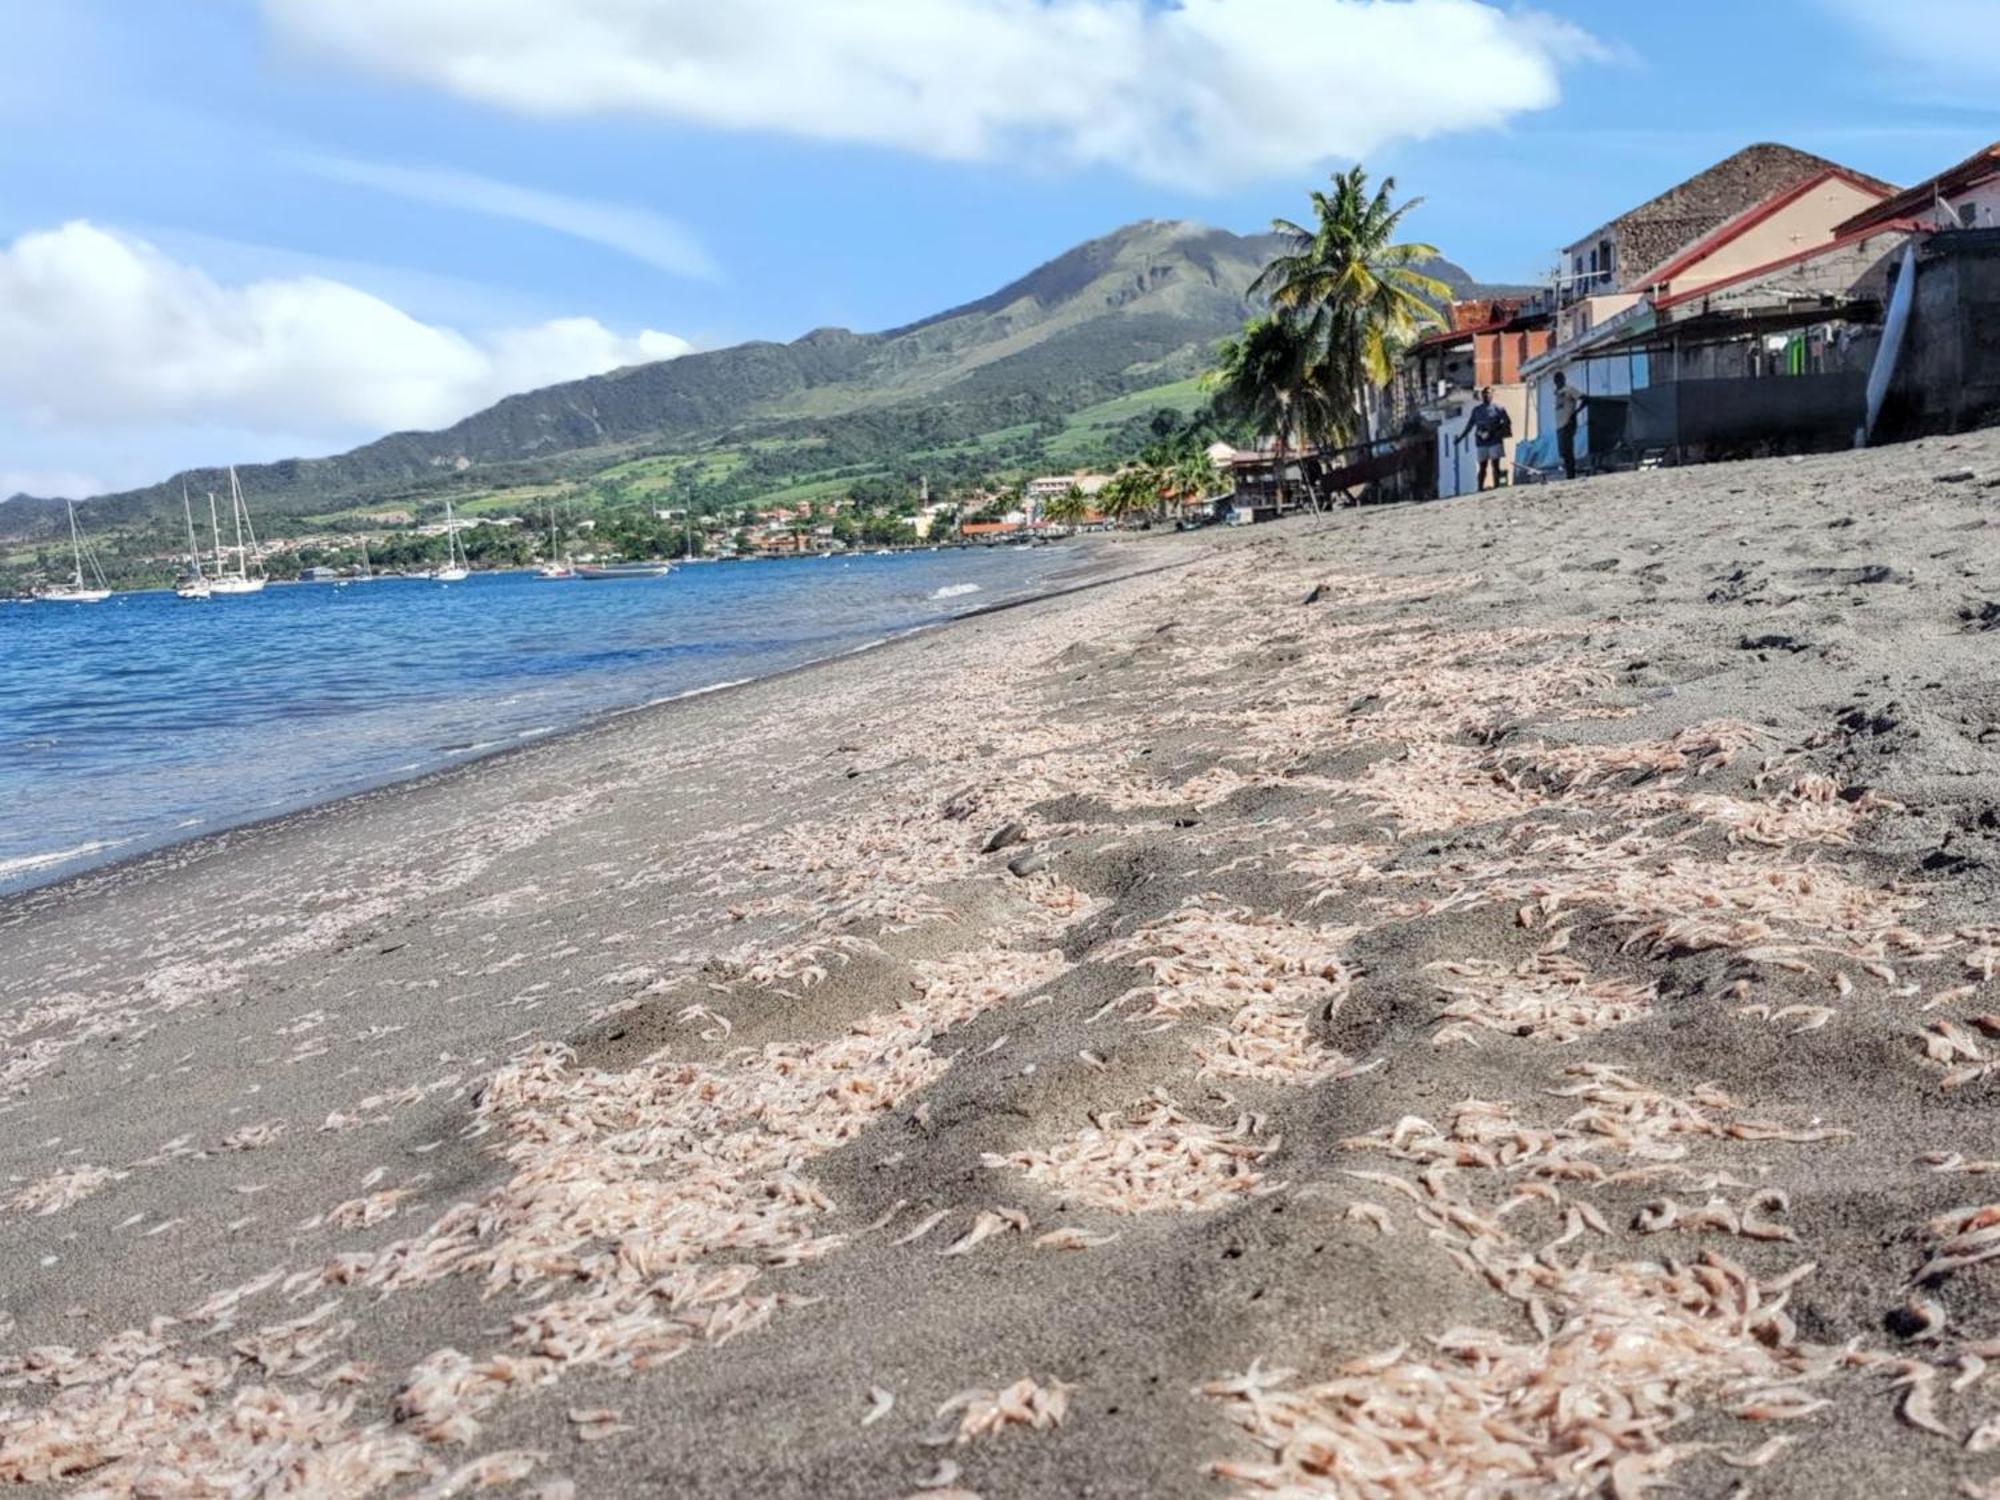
(536, 503, 573, 578)
(174, 480, 211, 599)
(206, 468, 267, 595)
(430, 495, 470, 582)
(38, 500, 111, 602)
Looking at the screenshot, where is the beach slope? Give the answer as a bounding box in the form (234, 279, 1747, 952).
(7, 429, 2000, 1497)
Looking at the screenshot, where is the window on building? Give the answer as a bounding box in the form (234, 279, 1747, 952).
(1599, 239, 1613, 279)
(1958, 201, 1979, 229)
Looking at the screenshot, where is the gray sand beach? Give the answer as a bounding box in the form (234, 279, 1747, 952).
(9, 428, 2000, 1497)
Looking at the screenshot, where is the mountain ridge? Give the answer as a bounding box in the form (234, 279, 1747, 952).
(2, 220, 1526, 539)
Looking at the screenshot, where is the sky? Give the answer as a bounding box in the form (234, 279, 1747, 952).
(1, 0, 1994, 501)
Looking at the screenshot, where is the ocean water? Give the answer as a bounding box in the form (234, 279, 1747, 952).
(0, 548, 1081, 895)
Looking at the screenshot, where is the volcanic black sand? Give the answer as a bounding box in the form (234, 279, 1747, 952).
(7, 428, 2000, 1498)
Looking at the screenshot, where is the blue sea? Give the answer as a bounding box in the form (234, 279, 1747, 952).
(0, 549, 1081, 895)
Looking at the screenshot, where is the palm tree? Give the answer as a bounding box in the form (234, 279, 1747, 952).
(1165, 451, 1221, 521)
(1097, 469, 1152, 529)
(1042, 483, 1089, 529)
(1249, 166, 1450, 442)
(1206, 316, 1343, 511)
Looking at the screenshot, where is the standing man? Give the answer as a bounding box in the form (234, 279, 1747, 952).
(1553, 370, 1582, 481)
(1456, 386, 1511, 492)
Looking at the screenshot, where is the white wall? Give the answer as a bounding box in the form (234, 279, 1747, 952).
(1946, 179, 2000, 230)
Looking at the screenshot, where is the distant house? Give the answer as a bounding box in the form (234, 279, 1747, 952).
(959, 520, 1021, 538)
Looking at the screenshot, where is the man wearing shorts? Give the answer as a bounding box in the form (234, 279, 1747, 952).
(1456, 387, 1510, 491)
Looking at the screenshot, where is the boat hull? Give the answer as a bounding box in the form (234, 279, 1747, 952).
(208, 577, 266, 595)
(576, 563, 672, 580)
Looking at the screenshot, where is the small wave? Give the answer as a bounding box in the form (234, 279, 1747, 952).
(0, 838, 126, 878)
(930, 583, 982, 601)
(641, 676, 754, 710)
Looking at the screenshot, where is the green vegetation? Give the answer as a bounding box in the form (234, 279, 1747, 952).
(1208, 317, 1336, 508)
(1, 214, 1508, 590)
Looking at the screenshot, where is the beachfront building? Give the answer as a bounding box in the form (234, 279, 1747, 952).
(1518, 143, 1898, 473)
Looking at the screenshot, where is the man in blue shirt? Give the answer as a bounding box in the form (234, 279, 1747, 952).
(1455, 387, 1510, 491)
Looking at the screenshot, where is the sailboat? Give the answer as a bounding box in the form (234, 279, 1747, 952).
(429, 496, 470, 582)
(207, 467, 267, 595)
(37, 500, 111, 602)
(536, 504, 574, 579)
(173, 480, 211, 600)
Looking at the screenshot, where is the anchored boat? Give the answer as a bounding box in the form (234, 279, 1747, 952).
(205, 467, 267, 595)
(174, 480, 210, 599)
(536, 504, 574, 578)
(429, 495, 470, 582)
(576, 561, 673, 580)
(37, 500, 111, 602)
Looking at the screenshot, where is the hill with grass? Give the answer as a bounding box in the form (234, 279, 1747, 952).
(1, 220, 1519, 549)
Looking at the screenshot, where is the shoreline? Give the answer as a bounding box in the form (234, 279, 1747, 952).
(9, 433, 2000, 1496)
(0, 533, 1202, 915)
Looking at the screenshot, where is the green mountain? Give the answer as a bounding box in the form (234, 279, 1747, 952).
(1, 219, 1517, 544)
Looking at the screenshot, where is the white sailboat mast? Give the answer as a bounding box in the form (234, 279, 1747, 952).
(209, 490, 225, 575)
(183, 480, 203, 577)
(229, 467, 247, 579)
(67, 500, 84, 587)
(232, 467, 263, 577)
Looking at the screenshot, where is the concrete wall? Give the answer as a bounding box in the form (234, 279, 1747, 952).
(1903, 230, 2000, 431)
(1674, 228, 1909, 314)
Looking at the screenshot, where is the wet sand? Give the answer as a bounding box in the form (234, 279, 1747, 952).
(6, 428, 2000, 1497)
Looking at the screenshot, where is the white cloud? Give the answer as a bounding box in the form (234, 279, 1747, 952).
(257, 0, 1601, 190)
(0, 221, 692, 445)
(286, 153, 717, 279)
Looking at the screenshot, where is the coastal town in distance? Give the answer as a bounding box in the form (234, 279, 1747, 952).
(4, 4, 2000, 1497)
